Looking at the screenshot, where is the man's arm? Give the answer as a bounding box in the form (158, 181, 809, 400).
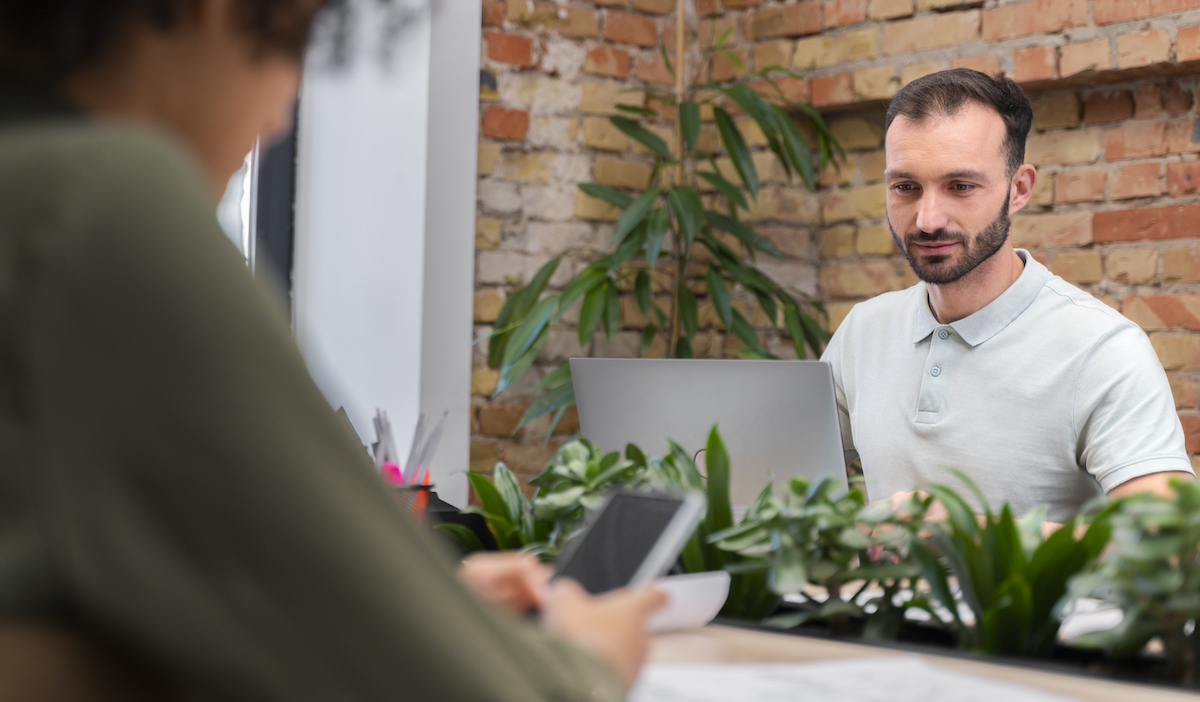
(1108, 471, 1195, 499)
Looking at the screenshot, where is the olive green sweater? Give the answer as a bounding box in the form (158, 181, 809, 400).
(0, 79, 622, 702)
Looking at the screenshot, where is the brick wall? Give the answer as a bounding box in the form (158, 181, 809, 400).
(474, 0, 1200, 486)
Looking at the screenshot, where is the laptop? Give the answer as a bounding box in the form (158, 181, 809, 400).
(569, 358, 848, 506)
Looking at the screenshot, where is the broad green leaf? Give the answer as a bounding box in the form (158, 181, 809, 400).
(674, 336, 693, 358)
(718, 85, 779, 140)
(714, 107, 758, 197)
(494, 329, 545, 396)
(729, 308, 761, 351)
(578, 281, 609, 347)
(704, 425, 734, 535)
(611, 116, 672, 159)
(769, 542, 807, 595)
(706, 269, 733, 328)
(667, 187, 698, 246)
(578, 183, 633, 209)
(677, 283, 698, 339)
(467, 471, 511, 522)
(706, 211, 782, 258)
(773, 105, 816, 190)
(696, 170, 749, 211)
(679, 100, 700, 150)
(615, 104, 659, 117)
(434, 522, 484, 553)
(493, 464, 527, 524)
(517, 380, 575, 430)
(613, 187, 661, 245)
(635, 271, 652, 316)
(502, 294, 559, 367)
(487, 257, 560, 367)
(783, 305, 806, 359)
(752, 289, 778, 328)
(609, 220, 649, 273)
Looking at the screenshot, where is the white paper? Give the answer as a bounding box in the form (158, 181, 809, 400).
(630, 656, 1079, 702)
(646, 571, 731, 634)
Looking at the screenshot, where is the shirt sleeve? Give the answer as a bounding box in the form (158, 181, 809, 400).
(21, 129, 623, 702)
(1073, 321, 1194, 492)
(819, 315, 857, 464)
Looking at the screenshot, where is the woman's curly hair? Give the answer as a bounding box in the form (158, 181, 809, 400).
(0, 0, 346, 83)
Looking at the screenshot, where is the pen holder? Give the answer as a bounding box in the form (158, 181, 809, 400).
(393, 484, 435, 524)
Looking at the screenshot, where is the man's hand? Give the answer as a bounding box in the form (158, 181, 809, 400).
(542, 579, 667, 689)
(458, 551, 552, 615)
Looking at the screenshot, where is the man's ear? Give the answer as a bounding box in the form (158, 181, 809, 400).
(1008, 164, 1037, 215)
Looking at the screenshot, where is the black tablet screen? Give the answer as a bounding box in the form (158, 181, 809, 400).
(555, 492, 684, 594)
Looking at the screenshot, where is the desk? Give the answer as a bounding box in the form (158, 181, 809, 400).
(649, 624, 1200, 701)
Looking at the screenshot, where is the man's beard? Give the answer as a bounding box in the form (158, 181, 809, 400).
(890, 195, 1011, 286)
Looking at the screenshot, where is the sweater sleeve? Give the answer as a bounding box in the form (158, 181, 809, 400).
(19, 127, 623, 702)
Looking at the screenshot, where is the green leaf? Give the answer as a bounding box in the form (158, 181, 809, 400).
(494, 329, 546, 396)
(467, 471, 511, 522)
(609, 219, 649, 274)
(783, 305, 806, 359)
(611, 116, 672, 160)
(769, 544, 808, 595)
(640, 324, 658, 355)
(704, 425, 734, 535)
(645, 209, 668, 270)
(558, 267, 607, 317)
(613, 187, 661, 245)
(502, 294, 559, 367)
(679, 100, 700, 150)
(615, 104, 659, 118)
(635, 271, 652, 316)
(706, 269, 733, 328)
(659, 42, 675, 80)
(487, 257, 560, 367)
(493, 464, 527, 524)
(667, 187, 700, 247)
(536, 362, 573, 392)
(719, 49, 745, 74)
(677, 284, 698, 339)
(773, 105, 816, 190)
(714, 107, 758, 198)
(434, 523, 485, 553)
(674, 336, 693, 358)
(706, 211, 782, 258)
(729, 308, 761, 351)
(517, 380, 576, 430)
(718, 84, 779, 140)
(697, 170, 749, 211)
(578, 281, 609, 347)
(603, 279, 620, 338)
(578, 183, 633, 209)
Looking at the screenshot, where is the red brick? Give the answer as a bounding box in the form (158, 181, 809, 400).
(1168, 161, 1200, 196)
(824, 0, 868, 27)
(584, 45, 630, 78)
(819, 261, 916, 297)
(1055, 170, 1107, 203)
(1094, 205, 1200, 242)
(1011, 45, 1057, 83)
(711, 47, 748, 82)
(486, 31, 534, 66)
(1182, 414, 1200, 453)
(632, 0, 675, 14)
(952, 54, 1001, 76)
(1116, 29, 1171, 69)
(483, 0, 505, 27)
(749, 76, 811, 104)
(1170, 373, 1199, 409)
(1012, 212, 1093, 248)
(479, 403, 529, 436)
(981, 0, 1086, 41)
(605, 11, 658, 46)
(811, 72, 854, 107)
(1125, 295, 1200, 331)
(1164, 121, 1200, 155)
(635, 52, 674, 85)
(532, 4, 601, 37)
(696, 0, 722, 16)
(1105, 122, 1166, 160)
(1165, 84, 1194, 117)
(1084, 91, 1133, 125)
(1134, 84, 1163, 119)
(1111, 163, 1163, 200)
(481, 105, 530, 140)
(1180, 25, 1200, 62)
(745, 3, 823, 40)
(1094, 0, 1200, 25)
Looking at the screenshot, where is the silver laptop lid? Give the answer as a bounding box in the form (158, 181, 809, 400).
(569, 358, 847, 506)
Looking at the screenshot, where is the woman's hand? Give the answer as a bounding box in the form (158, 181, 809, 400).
(542, 579, 667, 689)
(458, 551, 553, 615)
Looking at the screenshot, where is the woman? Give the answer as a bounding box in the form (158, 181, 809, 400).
(0, 1, 662, 699)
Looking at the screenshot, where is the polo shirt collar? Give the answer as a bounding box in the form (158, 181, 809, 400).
(910, 249, 1049, 347)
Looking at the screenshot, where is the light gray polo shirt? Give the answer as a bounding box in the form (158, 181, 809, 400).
(821, 250, 1192, 522)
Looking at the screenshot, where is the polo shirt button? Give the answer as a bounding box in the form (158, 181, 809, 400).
(931, 365, 941, 377)
(938, 329, 949, 339)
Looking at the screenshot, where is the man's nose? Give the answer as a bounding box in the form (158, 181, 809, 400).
(915, 192, 950, 234)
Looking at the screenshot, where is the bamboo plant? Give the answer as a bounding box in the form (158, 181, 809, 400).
(481, 30, 842, 434)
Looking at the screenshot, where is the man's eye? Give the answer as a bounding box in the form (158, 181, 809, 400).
(894, 183, 915, 193)
(953, 183, 974, 192)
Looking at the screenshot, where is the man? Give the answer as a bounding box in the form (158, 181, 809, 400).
(820, 69, 1194, 523)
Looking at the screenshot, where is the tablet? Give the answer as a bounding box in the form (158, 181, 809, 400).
(554, 489, 705, 594)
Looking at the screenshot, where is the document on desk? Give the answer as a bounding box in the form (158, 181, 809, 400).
(630, 656, 1078, 702)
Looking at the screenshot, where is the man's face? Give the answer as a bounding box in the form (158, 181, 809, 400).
(884, 104, 1015, 286)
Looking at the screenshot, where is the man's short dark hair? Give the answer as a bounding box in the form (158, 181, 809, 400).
(884, 68, 1034, 176)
